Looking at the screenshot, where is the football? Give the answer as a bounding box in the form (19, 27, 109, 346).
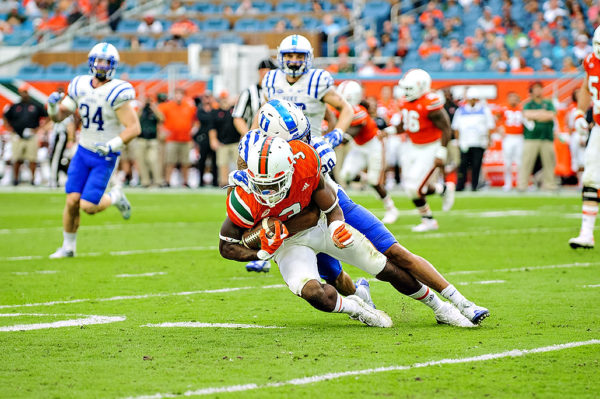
(241, 217, 281, 249)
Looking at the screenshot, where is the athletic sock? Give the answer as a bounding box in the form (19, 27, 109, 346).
(63, 231, 77, 252)
(440, 284, 469, 309)
(435, 182, 446, 195)
(581, 204, 598, 238)
(418, 203, 433, 219)
(332, 293, 361, 315)
(383, 195, 396, 211)
(108, 187, 121, 205)
(409, 285, 443, 312)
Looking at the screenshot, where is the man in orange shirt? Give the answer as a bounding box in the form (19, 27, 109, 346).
(158, 88, 198, 187)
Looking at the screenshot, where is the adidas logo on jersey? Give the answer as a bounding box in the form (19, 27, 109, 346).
(302, 183, 310, 191)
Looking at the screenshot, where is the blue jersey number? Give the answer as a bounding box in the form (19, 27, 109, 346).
(79, 104, 105, 131)
(294, 102, 306, 110)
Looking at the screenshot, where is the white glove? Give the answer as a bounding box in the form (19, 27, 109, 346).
(574, 110, 589, 137)
(95, 136, 123, 156)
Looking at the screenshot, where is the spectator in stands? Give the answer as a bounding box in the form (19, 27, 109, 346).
(418, 34, 442, 58)
(167, 0, 186, 15)
(209, 92, 240, 187)
(335, 35, 354, 57)
(3, 84, 48, 186)
(544, 0, 568, 24)
(513, 56, 535, 74)
(561, 56, 579, 73)
(478, 6, 495, 32)
(464, 48, 486, 72)
(195, 92, 218, 188)
(319, 14, 341, 55)
(135, 96, 165, 188)
(67, 3, 85, 25)
(170, 16, 198, 38)
(159, 88, 198, 187)
(357, 58, 380, 77)
(573, 34, 592, 62)
(518, 81, 557, 191)
(327, 52, 354, 73)
(381, 58, 401, 74)
(137, 14, 162, 35)
(235, 0, 258, 15)
(540, 58, 555, 73)
(37, 9, 68, 34)
(441, 50, 463, 71)
(443, 88, 459, 121)
(452, 88, 495, 191)
(419, 1, 444, 25)
(6, 7, 26, 29)
(107, 0, 124, 31)
(553, 36, 573, 60)
(504, 24, 527, 51)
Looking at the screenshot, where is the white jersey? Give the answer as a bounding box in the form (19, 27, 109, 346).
(67, 75, 135, 151)
(262, 68, 334, 137)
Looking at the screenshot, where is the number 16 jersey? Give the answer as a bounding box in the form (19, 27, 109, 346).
(67, 75, 136, 151)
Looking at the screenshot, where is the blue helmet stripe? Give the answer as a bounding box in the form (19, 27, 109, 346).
(292, 35, 298, 46)
(269, 100, 298, 137)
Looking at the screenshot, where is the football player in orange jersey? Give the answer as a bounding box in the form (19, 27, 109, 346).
(393, 69, 455, 232)
(336, 80, 399, 224)
(499, 92, 524, 191)
(569, 26, 600, 250)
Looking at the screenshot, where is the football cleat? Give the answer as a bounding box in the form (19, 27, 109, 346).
(245, 260, 271, 273)
(49, 247, 75, 259)
(568, 235, 595, 249)
(457, 301, 490, 324)
(382, 207, 399, 224)
(111, 186, 131, 220)
(354, 278, 376, 308)
(411, 218, 439, 232)
(346, 295, 393, 328)
(434, 302, 476, 328)
(442, 182, 456, 212)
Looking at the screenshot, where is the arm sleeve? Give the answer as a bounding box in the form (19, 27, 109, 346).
(226, 188, 255, 229)
(108, 81, 136, 110)
(261, 70, 274, 103)
(232, 89, 250, 118)
(66, 76, 82, 103)
(308, 69, 334, 101)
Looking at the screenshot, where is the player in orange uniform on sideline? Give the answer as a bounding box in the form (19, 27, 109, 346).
(336, 80, 399, 224)
(498, 92, 524, 191)
(393, 69, 455, 232)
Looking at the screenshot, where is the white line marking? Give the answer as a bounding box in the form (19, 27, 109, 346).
(124, 339, 600, 399)
(397, 227, 574, 239)
(0, 315, 126, 332)
(142, 322, 283, 329)
(12, 270, 58, 275)
(456, 280, 506, 286)
(0, 221, 212, 235)
(447, 262, 600, 276)
(583, 284, 600, 288)
(116, 272, 167, 278)
(0, 285, 286, 309)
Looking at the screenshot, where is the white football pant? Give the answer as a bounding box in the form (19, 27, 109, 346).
(582, 125, 600, 189)
(339, 137, 385, 186)
(502, 134, 523, 187)
(400, 139, 441, 198)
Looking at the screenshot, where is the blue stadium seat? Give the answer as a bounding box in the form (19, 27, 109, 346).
(165, 62, 190, 76)
(116, 19, 139, 33)
(234, 18, 260, 32)
(302, 16, 320, 31)
(138, 36, 157, 49)
(381, 41, 397, 57)
(114, 63, 132, 79)
(46, 62, 75, 81)
(260, 17, 289, 31)
(362, 1, 391, 20)
(102, 36, 130, 50)
(75, 62, 90, 75)
(16, 63, 45, 80)
(252, 1, 272, 13)
(3, 31, 35, 46)
(129, 62, 161, 79)
(216, 33, 244, 46)
(275, 1, 302, 13)
(203, 18, 230, 32)
(193, 3, 218, 13)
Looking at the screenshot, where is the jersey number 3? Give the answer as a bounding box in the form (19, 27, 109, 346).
(79, 104, 105, 131)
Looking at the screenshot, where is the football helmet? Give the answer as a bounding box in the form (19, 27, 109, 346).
(398, 69, 431, 101)
(88, 42, 120, 80)
(594, 26, 600, 59)
(278, 34, 313, 77)
(337, 80, 363, 106)
(258, 99, 311, 142)
(246, 136, 295, 207)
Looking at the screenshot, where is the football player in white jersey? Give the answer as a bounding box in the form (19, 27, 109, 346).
(46, 42, 141, 258)
(258, 34, 354, 147)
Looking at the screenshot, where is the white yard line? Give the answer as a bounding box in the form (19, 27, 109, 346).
(0, 315, 126, 332)
(0, 221, 211, 235)
(142, 322, 283, 329)
(124, 339, 600, 399)
(396, 226, 574, 239)
(116, 272, 168, 278)
(583, 284, 600, 288)
(456, 280, 506, 286)
(446, 262, 600, 276)
(12, 270, 58, 275)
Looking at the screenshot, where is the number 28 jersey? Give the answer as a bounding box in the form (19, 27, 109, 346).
(67, 75, 136, 151)
(583, 53, 600, 125)
(227, 140, 321, 229)
(396, 92, 444, 144)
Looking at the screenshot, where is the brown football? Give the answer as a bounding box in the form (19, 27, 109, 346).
(241, 217, 280, 249)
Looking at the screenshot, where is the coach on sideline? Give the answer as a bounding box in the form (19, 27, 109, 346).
(232, 58, 278, 135)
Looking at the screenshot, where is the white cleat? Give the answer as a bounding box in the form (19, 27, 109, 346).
(354, 278, 376, 308)
(442, 182, 456, 212)
(382, 207, 399, 224)
(569, 235, 594, 249)
(112, 186, 131, 220)
(411, 218, 439, 232)
(49, 247, 75, 259)
(346, 295, 393, 328)
(458, 301, 490, 324)
(434, 302, 476, 328)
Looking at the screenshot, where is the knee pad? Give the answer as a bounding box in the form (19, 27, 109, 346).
(582, 186, 600, 202)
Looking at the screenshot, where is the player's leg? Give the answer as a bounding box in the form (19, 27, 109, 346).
(180, 142, 191, 186)
(518, 139, 539, 191)
(25, 137, 38, 185)
(470, 147, 485, 191)
(339, 146, 363, 186)
(502, 136, 515, 190)
(402, 143, 439, 231)
(365, 139, 398, 224)
(11, 135, 24, 185)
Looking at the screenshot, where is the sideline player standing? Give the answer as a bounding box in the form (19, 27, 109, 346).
(394, 69, 455, 232)
(47, 43, 141, 258)
(499, 92, 524, 191)
(569, 27, 600, 249)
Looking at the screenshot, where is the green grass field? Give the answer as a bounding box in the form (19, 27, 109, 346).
(1, 190, 599, 398)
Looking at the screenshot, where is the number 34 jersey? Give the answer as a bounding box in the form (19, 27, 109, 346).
(227, 140, 321, 229)
(67, 75, 136, 151)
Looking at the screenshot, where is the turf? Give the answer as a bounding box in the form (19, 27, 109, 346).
(0, 190, 599, 399)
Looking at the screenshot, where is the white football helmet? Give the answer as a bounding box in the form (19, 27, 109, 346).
(258, 99, 311, 141)
(593, 26, 600, 59)
(398, 69, 432, 101)
(337, 80, 363, 106)
(88, 42, 120, 80)
(246, 136, 295, 207)
(278, 34, 313, 78)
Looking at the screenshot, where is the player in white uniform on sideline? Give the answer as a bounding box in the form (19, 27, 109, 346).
(258, 34, 354, 146)
(569, 26, 600, 249)
(47, 43, 141, 258)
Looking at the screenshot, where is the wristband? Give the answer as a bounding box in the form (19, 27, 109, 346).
(257, 249, 273, 260)
(322, 197, 339, 214)
(435, 146, 448, 163)
(574, 109, 585, 118)
(107, 136, 124, 152)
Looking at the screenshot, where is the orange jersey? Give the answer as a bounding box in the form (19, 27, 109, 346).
(397, 92, 444, 144)
(226, 140, 321, 229)
(583, 53, 600, 125)
(500, 105, 524, 135)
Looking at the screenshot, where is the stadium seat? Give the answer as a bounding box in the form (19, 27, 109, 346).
(234, 18, 260, 32)
(75, 62, 90, 75)
(16, 63, 45, 80)
(275, 1, 303, 13)
(131, 62, 161, 78)
(252, 1, 272, 13)
(2, 31, 35, 46)
(137, 36, 157, 49)
(203, 18, 230, 32)
(116, 19, 139, 33)
(102, 36, 130, 50)
(46, 62, 75, 81)
(301, 16, 320, 31)
(362, 1, 391, 20)
(72, 37, 96, 50)
(216, 33, 245, 46)
(165, 62, 190, 76)
(193, 3, 218, 13)
(260, 17, 289, 31)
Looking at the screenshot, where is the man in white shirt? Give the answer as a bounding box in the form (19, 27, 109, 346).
(452, 88, 495, 191)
